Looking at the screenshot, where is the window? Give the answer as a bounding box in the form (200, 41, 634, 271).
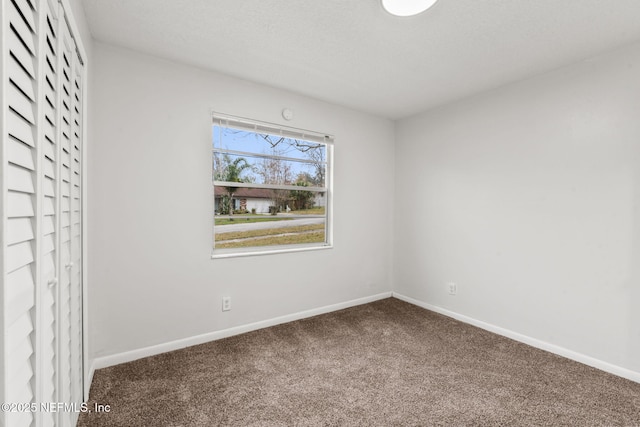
(212, 113, 333, 257)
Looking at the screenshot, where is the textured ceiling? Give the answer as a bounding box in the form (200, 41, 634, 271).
(82, 0, 640, 119)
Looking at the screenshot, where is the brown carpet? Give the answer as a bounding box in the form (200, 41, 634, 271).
(78, 298, 640, 426)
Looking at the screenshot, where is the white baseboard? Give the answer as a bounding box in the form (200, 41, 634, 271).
(392, 292, 640, 384)
(91, 292, 393, 371)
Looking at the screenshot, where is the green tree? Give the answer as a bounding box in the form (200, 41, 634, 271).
(290, 178, 315, 211)
(215, 153, 252, 216)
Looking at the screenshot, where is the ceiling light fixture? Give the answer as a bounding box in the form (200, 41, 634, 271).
(382, 0, 438, 17)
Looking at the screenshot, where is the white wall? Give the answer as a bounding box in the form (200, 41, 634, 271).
(394, 41, 640, 374)
(88, 43, 395, 360)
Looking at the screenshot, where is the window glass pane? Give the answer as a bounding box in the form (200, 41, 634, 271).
(214, 185, 326, 249)
(215, 218, 326, 250)
(212, 119, 331, 254)
(214, 186, 327, 215)
(213, 126, 326, 187)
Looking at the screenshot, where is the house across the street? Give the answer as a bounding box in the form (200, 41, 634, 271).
(214, 186, 326, 214)
(214, 186, 273, 214)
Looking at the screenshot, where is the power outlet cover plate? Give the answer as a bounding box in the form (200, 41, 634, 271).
(448, 283, 457, 295)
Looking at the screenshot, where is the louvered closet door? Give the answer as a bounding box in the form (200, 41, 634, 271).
(68, 55, 84, 414)
(56, 18, 74, 427)
(3, 0, 40, 426)
(39, 1, 61, 426)
(3, 1, 86, 427)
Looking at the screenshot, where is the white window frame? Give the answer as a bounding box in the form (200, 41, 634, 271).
(211, 112, 334, 259)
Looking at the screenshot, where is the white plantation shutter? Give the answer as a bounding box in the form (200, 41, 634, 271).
(56, 18, 73, 427)
(39, 2, 60, 426)
(68, 56, 83, 414)
(3, 0, 40, 426)
(1, 1, 86, 426)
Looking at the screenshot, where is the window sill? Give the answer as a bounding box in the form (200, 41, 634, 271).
(211, 243, 333, 259)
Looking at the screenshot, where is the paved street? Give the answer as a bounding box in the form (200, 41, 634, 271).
(215, 217, 324, 233)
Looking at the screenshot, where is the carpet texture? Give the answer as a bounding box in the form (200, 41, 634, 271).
(78, 298, 640, 426)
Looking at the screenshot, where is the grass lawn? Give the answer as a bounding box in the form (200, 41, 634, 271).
(215, 223, 325, 248)
(289, 207, 326, 215)
(216, 231, 325, 248)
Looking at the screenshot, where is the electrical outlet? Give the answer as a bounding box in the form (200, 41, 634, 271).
(447, 283, 457, 295)
(222, 296, 231, 311)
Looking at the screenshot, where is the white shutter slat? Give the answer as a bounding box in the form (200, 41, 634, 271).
(7, 138, 35, 170)
(6, 311, 34, 353)
(44, 177, 55, 197)
(6, 286, 35, 327)
(6, 241, 34, 273)
(61, 140, 70, 158)
(61, 195, 70, 213)
(24, 0, 36, 11)
(6, 343, 34, 386)
(44, 118, 56, 143)
(46, 30, 56, 53)
(42, 233, 55, 255)
(8, 82, 36, 125)
(44, 101, 56, 125)
(7, 109, 36, 147)
(8, 55, 36, 102)
(42, 362, 56, 390)
(42, 214, 55, 235)
(6, 264, 34, 290)
(5, 265, 35, 321)
(7, 191, 34, 218)
(7, 163, 35, 194)
(13, 0, 37, 31)
(61, 213, 70, 228)
(43, 157, 55, 179)
(8, 28, 36, 78)
(43, 195, 55, 216)
(5, 263, 34, 290)
(61, 226, 70, 244)
(41, 252, 55, 279)
(44, 83, 56, 108)
(6, 377, 34, 404)
(8, 4, 36, 55)
(59, 249, 70, 268)
(45, 3, 58, 26)
(7, 217, 34, 245)
(11, 0, 36, 25)
(43, 375, 55, 395)
(61, 164, 70, 183)
(45, 40, 56, 63)
(45, 72, 56, 94)
(44, 139, 55, 160)
(62, 143, 70, 158)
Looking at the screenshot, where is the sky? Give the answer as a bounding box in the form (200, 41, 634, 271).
(212, 125, 326, 186)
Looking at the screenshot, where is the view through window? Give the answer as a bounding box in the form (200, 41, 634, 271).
(212, 114, 333, 256)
